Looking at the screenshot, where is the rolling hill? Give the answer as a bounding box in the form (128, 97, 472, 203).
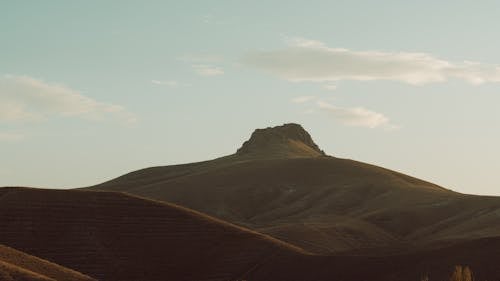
(0, 186, 305, 281)
(0, 244, 94, 281)
(4, 123, 500, 280)
(2, 187, 500, 281)
(88, 123, 500, 254)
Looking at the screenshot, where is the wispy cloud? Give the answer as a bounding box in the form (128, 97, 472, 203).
(243, 37, 500, 85)
(290, 94, 395, 129)
(323, 84, 337, 91)
(317, 100, 395, 129)
(0, 75, 136, 124)
(0, 132, 24, 142)
(178, 54, 225, 77)
(291, 95, 316, 104)
(151, 80, 178, 87)
(192, 64, 224, 76)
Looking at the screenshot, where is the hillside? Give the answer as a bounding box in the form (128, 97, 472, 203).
(0, 187, 305, 281)
(4, 123, 500, 280)
(2, 187, 500, 281)
(89, 123, 500, 254)
(0, 244, 94, 281)
(243, 236, 500, 281)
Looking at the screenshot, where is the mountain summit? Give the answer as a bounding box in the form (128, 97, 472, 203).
(236, 123, 326, 159)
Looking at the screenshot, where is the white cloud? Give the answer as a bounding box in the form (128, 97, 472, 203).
(323, 84, 337, 91)
(243, 38, 500, 85)
(291, 95, 316, 104)
(151, 80, 178, 87)
(0, 101, 37, 121)
(286, 37, 327, 48)
(178, 54, 225, 77)
(317, 100, 395, 129)
(0, 75, 136, 124)
(192, 64, 224, 76)
(0, 132, 24, 142)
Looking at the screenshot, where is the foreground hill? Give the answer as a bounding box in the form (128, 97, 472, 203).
(2, 187, 500, 280)
(89, 123, 500, 254)
(245, 236, 500, 281)
(0, 187, 304, 281)
(0, 244, 94, 281)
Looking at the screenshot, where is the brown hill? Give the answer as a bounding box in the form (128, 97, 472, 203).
(0, 187, 305, 281)
(242, 236, 500, 281)
(2, 187, 500, 281)
(0, 244, 94, 281)
(88, 123, 500, 255)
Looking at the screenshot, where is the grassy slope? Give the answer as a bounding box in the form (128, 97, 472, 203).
(0, 187, 304, 281)
(0, 244, 94, 281)
(89, 156, 500, 254)
(2, 187, 500, 281)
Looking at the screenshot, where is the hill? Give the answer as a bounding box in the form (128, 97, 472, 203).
(2, 187, 500, 280)
(243, 236, 500, 281)
(88, 123, 500, 254)
(0, 186, 305, 281)
(5, 123, 500, 280)
(0, 244, 94, 281)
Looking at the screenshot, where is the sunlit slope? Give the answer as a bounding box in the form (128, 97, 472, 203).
(0, 244, 95, 281)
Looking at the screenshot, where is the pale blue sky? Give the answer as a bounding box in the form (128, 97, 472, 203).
(1, 1, 500, 195)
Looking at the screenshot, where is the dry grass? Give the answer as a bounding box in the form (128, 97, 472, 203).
(422, 266, 475, 281)
(0, 187, 304, 281)
(0, 260, 54, 281)
(88, 154, 500, 256)
(3, 187, 500, 281)
(0, 244, 94, 281)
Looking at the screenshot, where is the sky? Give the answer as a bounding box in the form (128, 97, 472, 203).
(1, 1, 500, 195)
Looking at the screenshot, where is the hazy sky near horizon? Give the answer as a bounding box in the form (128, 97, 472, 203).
(2, 1, 500, 195)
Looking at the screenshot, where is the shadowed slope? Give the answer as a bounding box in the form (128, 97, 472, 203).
(242, 236, 500, 281)
(0, 187, 305, 281)
(4, 188, 500, 281)
(0, 244, 94, 281)
(3, 186, 500, 281)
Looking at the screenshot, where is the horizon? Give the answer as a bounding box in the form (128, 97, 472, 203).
(2, 1, 500, 196)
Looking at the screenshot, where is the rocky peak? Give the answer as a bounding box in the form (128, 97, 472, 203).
(236, 123, 326, 159)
